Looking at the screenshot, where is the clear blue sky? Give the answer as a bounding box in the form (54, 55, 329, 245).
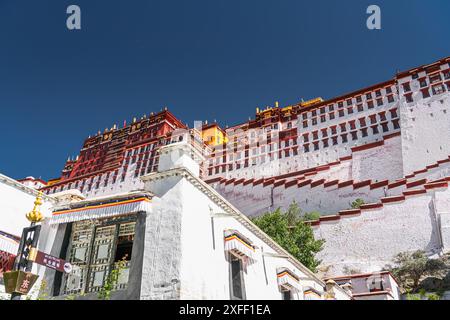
(0, 0, 449, 180)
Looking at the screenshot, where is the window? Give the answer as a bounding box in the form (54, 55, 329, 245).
(320, 115, 326, 123)
(313, 142, 319, 151)
(429, 73, 441, 84)
(312, 131, 318, 140)
(420, 79, 428, 88)
(329, 112, 335, 120)
(387, 95, 394, 103)
(303, 134, 309, 142)
(389, 109, 398, 119)
(346, 99, 352, 106)
(351, 131, 358, 141)
(64, 217, 136, 295)
(372, 126, 379, 134)
(347, 107, 353, 114)
(405, 94, 413, 103)
(356, 96, 362, 103)
(377, 98, 383, 107)
(357, 104, 364, 112)
(338, 110, 344, 117)
(381, 123, 389, 133)
(432, 84, 445, 95)
(402, 82, 411, 92)
(367, 101, 374, 109)
(332, 136, 338, 145)
(303, 121, 308, 128)
(341, 134, 348, 143)
(328, 105, 334, 112)
(361, 128, 368, 137)
(386, 86, 392, 94)
(312, 118, 317, 126)
(444, 70, 450, 80)
(304, 144, 310, 153)
(230, 255, 246, 300)
(359, 118, 366, 127)
(366, 93, 372, 100)
(419, 87, 430, 98)
(393, 119, 400, 130)
(375, 90, 381, 97)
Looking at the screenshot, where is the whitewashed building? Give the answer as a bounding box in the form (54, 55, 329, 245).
(1, 142, 351, 300)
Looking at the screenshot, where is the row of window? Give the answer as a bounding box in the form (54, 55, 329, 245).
(208, 110, 399, 168)
(207, 118, 400, 175)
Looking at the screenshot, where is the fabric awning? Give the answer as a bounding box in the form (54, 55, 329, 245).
(277, 267, 300, 292)
(224, 229, 256, 263)
(0, 232, 19, 255)
(50, 197, 151, 224)
(303, 287, 323, 300)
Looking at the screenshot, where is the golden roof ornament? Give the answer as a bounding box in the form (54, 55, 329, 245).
(26, 191, 44, 223)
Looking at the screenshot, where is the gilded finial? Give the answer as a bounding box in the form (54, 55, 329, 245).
(26, 191, 44, 223)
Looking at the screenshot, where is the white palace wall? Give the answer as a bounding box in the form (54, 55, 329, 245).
(313, 184, 450, 277)
(400, 91, 450, 177)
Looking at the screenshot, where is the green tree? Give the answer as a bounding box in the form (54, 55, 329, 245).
(350, 198, 365, 209)
(252, 202, 325, 272)
(388, 250, 446, 292)
(97, 256, 129, 300)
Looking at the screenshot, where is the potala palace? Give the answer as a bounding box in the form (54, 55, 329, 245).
(1, 55, 449, 300)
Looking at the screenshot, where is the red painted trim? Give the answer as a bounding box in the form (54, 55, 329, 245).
(424, 182, 448, 190)
(316, 165, 330, 172)
(298, 179, 312, 188)
(274, 179, 286, 188)
(225, 178, 236, 186)
(204, 177, 222, 184)
(253, 178, 265, 186)
(437, 158, 450, 165)
(403, 189, 427, 197)
(370, 180, 389, 190)
(359, 203, 383, 210)
(311, 179, 325, 188)
(383, 131, 401, 140)
(338, 180, 354, 188)
(388, 179, 407, 189)
(285, 180, 298, 189)
(319, 215, 341, 222)
(263, 179, 275, 187)
(413, 168, 428, 175)
(234, 178, 245, 186)
(243, 179, 254, 186)
(341, 156, 352, 161)
(351, 140, 384, 153)
(406, 179, 427, 189)
(309, 220, 320, 227)
(339, 209, 361, 216)
(353, 180, 371, 189)
(381, 195, 405, 204)
(324, 180, 339, 188)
